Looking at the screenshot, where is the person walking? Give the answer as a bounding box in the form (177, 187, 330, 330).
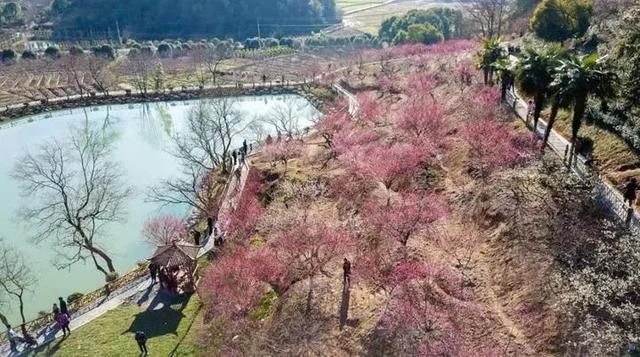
(58, 297, 69, 317)
(6, 325, 25, 353)
(526, 100, 534, 124)
(243, 139, 248, 156)
(342, 258, 351, 287)
(149, 263, 158, 284)
(52, 303, 59, 315)
(56, 311, 71, 336)
(249, 143, 253, 154)
(232, 150, 237, 166)
(624, 177, 639, 207)
(135, 330, 148, 355)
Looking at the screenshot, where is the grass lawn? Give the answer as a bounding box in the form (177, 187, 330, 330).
(29, 294, 203, 357)
(549, 109, 640, 184)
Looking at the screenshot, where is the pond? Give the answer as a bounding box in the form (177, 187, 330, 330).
(0, 94, 320, 323)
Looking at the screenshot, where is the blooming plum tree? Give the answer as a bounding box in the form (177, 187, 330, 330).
(142, 216, 187, 246)
(366, 192, 447, 246)
(462, 118, 537, 178)
(262, 139, 303, 175)
(224, 168, 265, 240)
(395, 96, 448, 150)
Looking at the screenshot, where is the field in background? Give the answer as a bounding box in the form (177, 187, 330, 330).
(341, 0, 458, 34)
(336, 0, 386, 13)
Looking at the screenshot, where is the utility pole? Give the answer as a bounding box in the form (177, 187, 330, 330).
(115, 19, 122, 46)
(257, 17, 261, 38)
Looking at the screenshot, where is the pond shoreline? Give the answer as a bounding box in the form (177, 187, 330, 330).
(0, 83, 329, 124)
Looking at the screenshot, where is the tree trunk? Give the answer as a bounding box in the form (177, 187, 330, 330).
(542, 99, 560, 151)
(483, 70, 489, 85)
(500, 79, 508, 101)
(533, 93, 545, 133)
(18, 294, 26, 326)
(306, 275, 314, 315)
(568, 94, 588, 167)
(0, 311, 10, 329)
(85, 242, 117, 279)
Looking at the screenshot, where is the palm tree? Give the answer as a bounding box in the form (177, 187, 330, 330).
(493, 57, 517, 101)
(515, 46, 563, 131)
(540, 84, 571, 151)
(552, 53, 617, 165)
(477, 38, 505, 85)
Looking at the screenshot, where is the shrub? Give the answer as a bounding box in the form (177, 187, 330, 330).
(530, 0, 592, 42)
(44, 46, 60, 59)
(157, 43, 172, 58)
(69, 45, 84, 56)
(21, 50, 36, 60)
(1, 48, 17, 62)
(94, 44, 115, 59)
(67, 292, 85, 304)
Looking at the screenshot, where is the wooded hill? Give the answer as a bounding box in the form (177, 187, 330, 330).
(50, 0, 339, 40)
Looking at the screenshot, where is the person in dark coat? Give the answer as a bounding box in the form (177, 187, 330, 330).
(58, 297, 69, 316)
(231, 150, 237, 166)
(624, 177, 639, 206)
(135, 330, 148, 355)
(149, 263, 157, 283)
(343, 258, 351, 286)
(242, 139, 248, 155)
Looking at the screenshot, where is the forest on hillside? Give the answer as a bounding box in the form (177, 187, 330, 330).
(49, 0, 339, 40)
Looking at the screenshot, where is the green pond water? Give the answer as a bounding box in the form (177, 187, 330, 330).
(0, 94, 319, 323)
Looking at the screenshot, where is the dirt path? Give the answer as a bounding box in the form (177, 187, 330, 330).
(475, 243, 537, 356)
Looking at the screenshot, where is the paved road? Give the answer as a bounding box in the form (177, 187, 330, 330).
(506, 91, 640, 234)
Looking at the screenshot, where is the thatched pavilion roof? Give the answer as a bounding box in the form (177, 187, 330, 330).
(148, 242, 200, 268)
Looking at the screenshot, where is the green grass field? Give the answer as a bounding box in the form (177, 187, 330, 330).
(336, 0, 385, 13)
(29, 294, 203, 357)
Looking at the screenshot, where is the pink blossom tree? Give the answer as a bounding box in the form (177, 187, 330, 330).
(395, 97, 448, 150)
(377, 261, 488, 356)
(224, 168, 265, 240)
(142, 216, 187, 246)
(262, 139, 303, 175)
(348, 142, 425, 193)
(200, 248, 268, 321)
(365, 192, 447, 247)
(462, 119, 537, 178)
(269, 221, 352, 313)
(357, 92, 388, 124)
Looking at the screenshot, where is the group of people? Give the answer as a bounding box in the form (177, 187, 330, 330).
(5, 297, 71, 353)
(231, 139, 251, 167)
(149, 263, 187, 294)
(52, 297, 71, 337)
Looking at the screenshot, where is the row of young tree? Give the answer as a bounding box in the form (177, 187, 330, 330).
(478, 37, 616, 165)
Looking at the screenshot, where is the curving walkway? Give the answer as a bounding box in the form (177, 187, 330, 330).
(505, 91, 640, 234)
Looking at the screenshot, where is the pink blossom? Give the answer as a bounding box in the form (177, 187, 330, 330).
(142, 216, 187, 246)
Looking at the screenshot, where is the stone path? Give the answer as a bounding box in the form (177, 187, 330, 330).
(505, 91, 640, 234)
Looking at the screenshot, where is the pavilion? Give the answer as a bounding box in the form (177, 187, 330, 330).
(148, 242, 201, 294)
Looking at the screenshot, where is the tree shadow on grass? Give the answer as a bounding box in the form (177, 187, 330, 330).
(123, 292, 192, 339)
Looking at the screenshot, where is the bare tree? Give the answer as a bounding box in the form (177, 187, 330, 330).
(464, 0, 511, 38)
(265, 97, 306, 137)
(0, 240, 36, 328)
(12, 126, 132, 281)
(148, 163, 220, 217)
(87, 56, 119, 96)
(129, 52, 154, 95)
(192, 42, 235, 86)
(171, 98, 244, 174)
(62, 54, 87, 98)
